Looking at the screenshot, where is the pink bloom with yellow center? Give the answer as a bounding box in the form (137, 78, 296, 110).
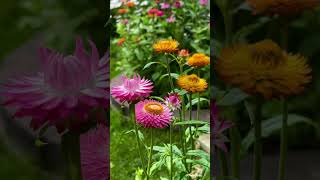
(111, 74, 153, 103)
(1, 38, 109, 132)
(165, 93, 181, 111)
(81, 124, 109, 180)
(135, 99, 173, 128)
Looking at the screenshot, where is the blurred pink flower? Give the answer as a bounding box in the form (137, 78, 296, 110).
(211, 100, 233, 152)
(156, 10, 165, 17)
(148, 8, 159, 16)
(111, 74, 153, 103)
(135, 99, 172, 128)
(81, 125, 109, 180)
(165, 93, 181, 110)
(199, 0, 208, 6)
(1, 38, 109, 132)
(173, 1, 183, 8)
(160, 3, 171, 9)
(166, 16, 176, 23)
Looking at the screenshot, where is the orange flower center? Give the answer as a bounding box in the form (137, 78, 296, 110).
(144, 102, 164, 115)
(250, 40, 285, 66)
(187, 75, 200, 83)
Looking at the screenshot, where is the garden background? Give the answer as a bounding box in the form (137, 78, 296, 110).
(0, 0, 107, 179)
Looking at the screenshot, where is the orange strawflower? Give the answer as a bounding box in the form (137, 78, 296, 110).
(178, 49, 190, 57)
(117, 37, 126, 46)
(118, 8, 128, 14)
(125, 1, 135, 7)
(187, 53, 210, 67)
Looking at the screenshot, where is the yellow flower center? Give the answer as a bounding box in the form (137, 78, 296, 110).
(250, 40, 285, 66)
(187, 75, 199, 83)
(144, 102, 164, 115)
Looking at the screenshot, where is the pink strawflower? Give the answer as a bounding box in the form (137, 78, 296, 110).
(156, 10, 165, 17)
(166, 16, 176, 23)
(199, 0, 208, 6)
(211, 100, 233, 152)
(135, 99, 173, 128)
(148, 8, 159, 16)
(81, 125, 109, 180)
(111, 74, 153, 103)
(1, 38, 109, 132)
(160, 3, 170, 9)
(173, 1, 183, 8)
(165, 93, 181, 111)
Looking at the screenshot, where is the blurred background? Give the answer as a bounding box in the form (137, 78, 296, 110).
(0, 0, 107, 179)
(212, 1, 320, 179)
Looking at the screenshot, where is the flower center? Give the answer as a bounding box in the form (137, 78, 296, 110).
(144, 102, 164, 115)
(250, 40, 285, 66)
(187, 75, 199, 83)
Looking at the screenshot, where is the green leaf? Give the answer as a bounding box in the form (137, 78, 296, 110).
(149, 96, 165, 102)
(217, 88, 248, 106)
(186, 97, 209, 109)
(159, 73, 179, 81)
(138, 130, 144, 142)
(175, 120, 209, 126)
(233, 17, 269, 43)
(241, 114, 317, 157)
(186, 149, 209, 161)
(143, 61, 166, 70)
(34, 139, 48, 147)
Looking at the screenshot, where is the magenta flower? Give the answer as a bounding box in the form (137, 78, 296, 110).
(165, 93, 181, 111)
(135, 99, 172, 128)
(1, 38, 109, 132)
(156, 10, 165, 17)
(199, 0, 208, 6)
(166, 16, 176, 23)
(211, 100, 233, 152)
(160, 3, 170, 9)
(81, 124, 109, 180)
(173, 1, 183, 8)
(111, 74, 153, 103)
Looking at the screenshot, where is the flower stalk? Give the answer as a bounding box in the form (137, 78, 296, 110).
(147, 128, 154, 180)
(61, 132, 82, 180)
(278, 99, 288, 180)
(253, 98, 263, 180)
(130, 104, 146, 175)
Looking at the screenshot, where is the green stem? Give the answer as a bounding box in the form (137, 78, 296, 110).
(170, 125, 173, 180)
(166, 55, 174, 92)
(278, 99, 288, 180)
(218, 149, 228, 176)
(196, 69, 201, 121)
(130, 104, 146, 174)
(147, 129, 154, 179)
(230, 127, 240, 179)
(253, 98, 263, 180)
(188, 93, 194, 171)
(61, 132, 82, 180)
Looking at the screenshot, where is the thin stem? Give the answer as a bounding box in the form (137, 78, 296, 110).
(230, 127, 240, 179)
(188, 93, 194, 171)
(147, 129, 154, 179)
(218, 149, 228, 177)
(166, 55, 174, 92)
(61, 132, 82, 180)
(253, 98, 263, 180)
(130, 104, 146, 174)
(278, 99, 288, 180)
(197, 69, 201, 121)
(170, 125, 173, 180)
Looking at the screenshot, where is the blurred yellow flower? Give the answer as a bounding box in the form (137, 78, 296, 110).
(187, 53, 210, 68)
(247, 0, 320, 16)
(216, 40, 311, 99)
(177, 74, 208, 93)
(153, 40, 179, 54)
